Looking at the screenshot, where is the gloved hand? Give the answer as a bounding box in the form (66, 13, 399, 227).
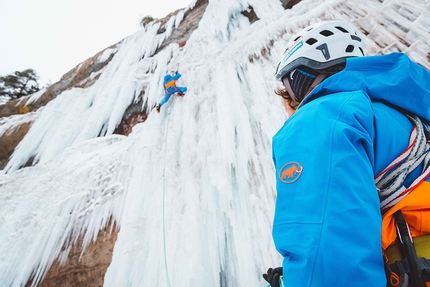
(263, 267, 283, 287)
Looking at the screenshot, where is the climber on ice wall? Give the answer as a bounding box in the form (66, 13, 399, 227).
(155, 70, 187, 113)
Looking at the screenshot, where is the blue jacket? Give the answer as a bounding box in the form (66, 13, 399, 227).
(163, 72, 182, 94)
(271, 53, 430, 286)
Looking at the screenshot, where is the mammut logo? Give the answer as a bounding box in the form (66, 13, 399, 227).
(279, 162, 303, 184)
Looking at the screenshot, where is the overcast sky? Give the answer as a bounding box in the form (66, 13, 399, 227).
(0, 0, 193, 86)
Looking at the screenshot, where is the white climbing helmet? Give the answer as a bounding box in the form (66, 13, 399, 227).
(275, 20, 365, 81)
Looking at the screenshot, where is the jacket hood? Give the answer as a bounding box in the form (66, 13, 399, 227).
(303, 52, 430, 122)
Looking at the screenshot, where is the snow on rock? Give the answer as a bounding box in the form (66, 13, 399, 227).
(1, 0, 430, 286)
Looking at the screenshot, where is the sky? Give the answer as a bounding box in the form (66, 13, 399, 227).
(1, 0, 430, 286)
(0, 0, 193, 86)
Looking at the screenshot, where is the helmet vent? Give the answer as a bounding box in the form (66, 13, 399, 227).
(345, 45, 354, 53)
(350, 35, 362, 42)
(335, 26, 348, 33)
(320, 30, 334, 37)
(306, 38, 318, 45)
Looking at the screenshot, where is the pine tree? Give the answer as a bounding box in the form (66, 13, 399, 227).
(140, 15, 155, 28)
(0, 69, 40, 101)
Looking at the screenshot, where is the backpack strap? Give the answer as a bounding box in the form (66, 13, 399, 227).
(394, 210, 427, 287)
(384, 213, 430, 287)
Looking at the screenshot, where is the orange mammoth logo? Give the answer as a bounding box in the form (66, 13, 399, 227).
(279, 162, 303, 184)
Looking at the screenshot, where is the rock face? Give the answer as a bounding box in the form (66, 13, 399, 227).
(0, 121, 32, 170)
(0, 43, 118, 170)
(279, 0, 302, 9)
(26, 223, 118, 287)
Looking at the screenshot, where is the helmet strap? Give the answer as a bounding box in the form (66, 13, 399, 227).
(305, 73, 327, 96)
(283, 73, 327, 110)
(282, 75, 299, 107)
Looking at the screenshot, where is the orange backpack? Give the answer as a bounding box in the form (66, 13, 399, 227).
(382, 181, 430, 250)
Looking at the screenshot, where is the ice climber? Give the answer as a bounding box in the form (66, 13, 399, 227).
(263, 20, 430, 287)
(155, 70, 187, 113)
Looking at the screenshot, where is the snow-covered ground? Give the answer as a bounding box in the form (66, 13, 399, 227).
(1, 0, 430, 286)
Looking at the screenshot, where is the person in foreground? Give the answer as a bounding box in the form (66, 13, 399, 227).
(155, 70, 187, 113)
(264, 20, 430, 287)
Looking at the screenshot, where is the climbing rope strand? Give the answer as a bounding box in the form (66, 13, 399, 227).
(376, 141, 418, 188)
(375, 126, 417, 182)
(380, 187, 406, 210)
(377, 115, 425, 189)
(162, 107, 172, 287)
(381, 159, 430, 210)
(378, 151, 428, 197)
(376, 116, 426, 188)
(377, 114, 430, 211)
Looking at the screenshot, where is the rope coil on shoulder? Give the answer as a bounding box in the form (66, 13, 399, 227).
(376, 114, 430, 212)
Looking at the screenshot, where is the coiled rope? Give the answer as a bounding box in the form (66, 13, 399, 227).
(376, 114, 430, 212)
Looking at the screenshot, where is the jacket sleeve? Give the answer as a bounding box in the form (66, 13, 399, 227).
(172, 72, 181, 80)
(271, 91, 386, 286)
